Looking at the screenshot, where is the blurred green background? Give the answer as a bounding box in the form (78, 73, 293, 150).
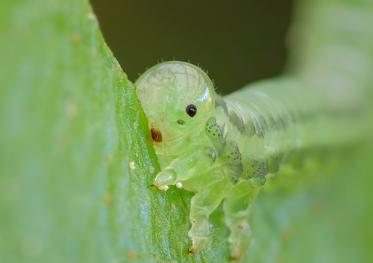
(90, 0, 293, 93)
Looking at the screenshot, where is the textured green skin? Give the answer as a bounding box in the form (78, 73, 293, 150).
(135, 60, 367, 259)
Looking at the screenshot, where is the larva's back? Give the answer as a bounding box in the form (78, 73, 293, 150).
(219, 77, 366, 181)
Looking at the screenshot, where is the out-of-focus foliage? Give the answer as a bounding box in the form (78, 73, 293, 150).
(0, 0, 372, 263)
(90, 0, 293, 93)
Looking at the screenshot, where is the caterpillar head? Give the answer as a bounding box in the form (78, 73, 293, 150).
(136, 61, 215, 156)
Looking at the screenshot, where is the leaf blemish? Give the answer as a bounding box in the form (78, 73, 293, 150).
(129, 161, 136, 170)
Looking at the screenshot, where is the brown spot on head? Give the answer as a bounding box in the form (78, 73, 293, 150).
(150, 128, 162, 142)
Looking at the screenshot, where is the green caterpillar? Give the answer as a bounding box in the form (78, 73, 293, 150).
(135, 2, 373, 258)
(135, 60, 367, 259)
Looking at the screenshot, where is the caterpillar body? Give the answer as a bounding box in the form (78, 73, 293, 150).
(135, 61, 367, 259)
(134, 0, 373, 258)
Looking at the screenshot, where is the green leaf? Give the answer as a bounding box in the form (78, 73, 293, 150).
(0, 0, 228, 262)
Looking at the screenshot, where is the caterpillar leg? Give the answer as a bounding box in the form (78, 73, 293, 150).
(153, 148, 213, 190)
(223, 180, 260, 259)
(188, 175, 232, 253)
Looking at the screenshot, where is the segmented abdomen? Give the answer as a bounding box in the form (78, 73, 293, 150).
(218, 77, 366, 181)
(210, 1, 372, 183)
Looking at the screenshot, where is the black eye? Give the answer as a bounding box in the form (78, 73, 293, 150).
(186, 104, 197, 117)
